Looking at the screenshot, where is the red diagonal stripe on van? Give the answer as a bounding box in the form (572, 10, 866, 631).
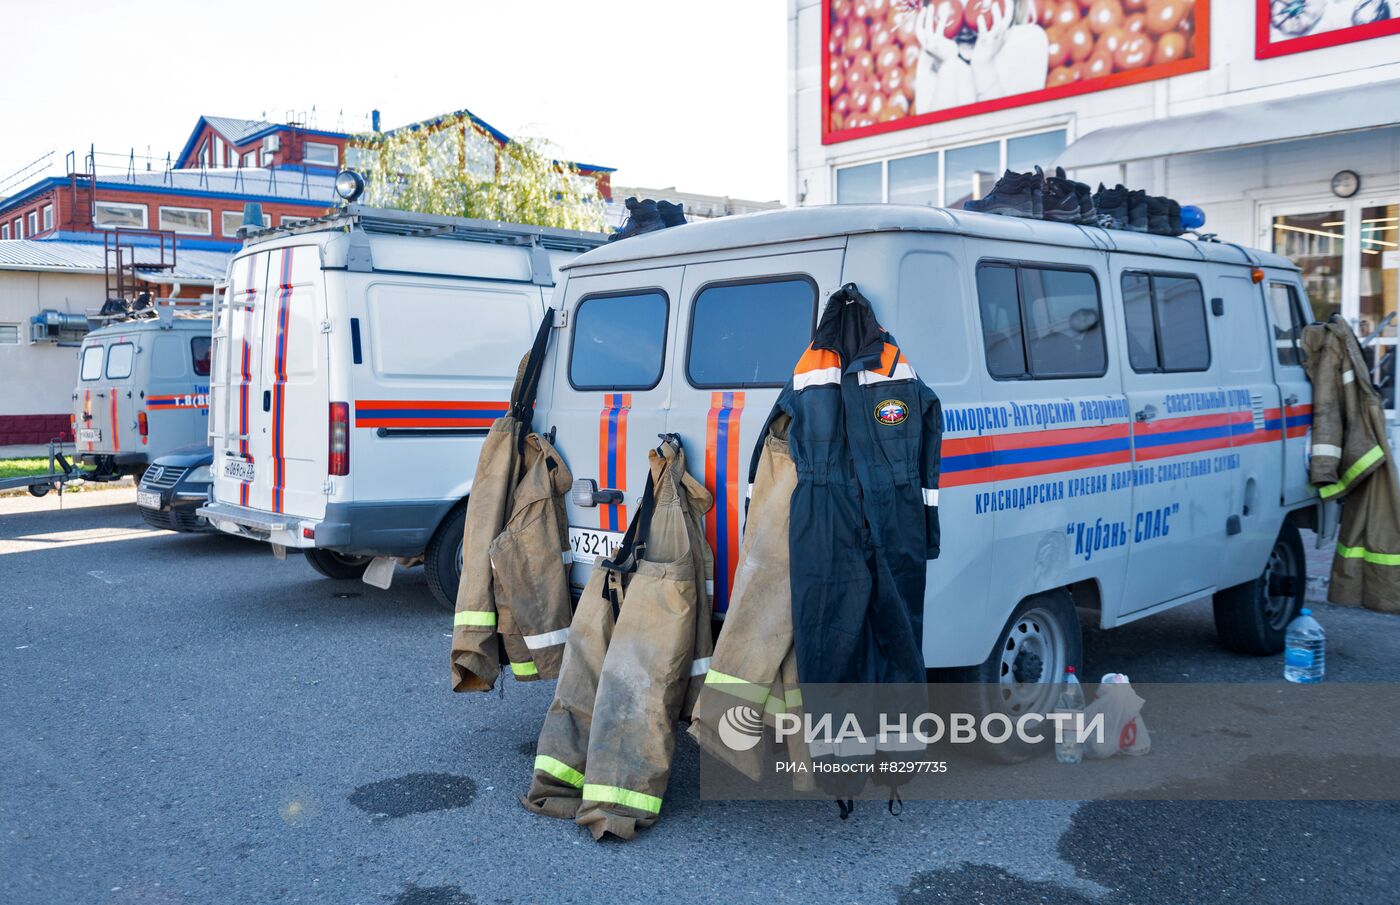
(270, 248, 293, 514)
(237, 253, 258, 506)
(598, 394, 631, 531)
(705, 391, 745, 614)
(110, 389, 120, 453)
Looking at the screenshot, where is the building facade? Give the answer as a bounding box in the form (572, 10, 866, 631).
(790, 0, 1400, 407)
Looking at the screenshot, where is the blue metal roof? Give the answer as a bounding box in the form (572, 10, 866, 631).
(0, 169, 337, 219)
(174, 116, 350, 169)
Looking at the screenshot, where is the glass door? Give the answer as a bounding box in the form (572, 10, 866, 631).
(1264, 196, 1400, 423)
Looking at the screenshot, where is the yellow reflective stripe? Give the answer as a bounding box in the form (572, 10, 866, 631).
(1336, 543, 1400, 566)
(534, 755, 584, 789)
(454, 610, 497, 628)
(1318, 445, 1384, 499)
(510, 661, 538, 677)
(703, 669, 769, 706)
(582, 783, 662, 815)
(763, 688, 804, 716)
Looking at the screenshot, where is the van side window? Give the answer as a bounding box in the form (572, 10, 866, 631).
(106, 342, 135, 379)
(1269, 283, 1308, 367)
(1120, 271, 1210, 373)
(80, 346, 103, 381)
(687, 277, 816, 388)
(570, 290, 669, 390)
(977, 262, 1106, 379)
(191, 336, 212, 376)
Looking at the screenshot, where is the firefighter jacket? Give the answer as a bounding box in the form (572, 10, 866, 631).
(689, 414, 815, 789)
(523, 437, 714, 840)
(762, 282, 943, 685)
(451, 314, 574, 690)
(1302, 318, 1400, 613)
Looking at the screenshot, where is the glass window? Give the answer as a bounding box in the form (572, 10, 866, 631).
(569, 291, 669, 389)
(687, 278, 816, 387)
(106, 342, 135, 379)
(1007, 130, 1067, 176)
(836, 163, 881, 204)
(945, 141, 999, 210)
(280, 216, 311, 226)
(978, 263, 1104, 379)
(888, 152, 939, 206)
(93, 202, 147, 230)
(1154, 275, 1209, 371)
(1269, 283, 1308, 368)
(1272, 211, 1342, 322)
(1021, 268, 1105, 378)
(28, 212, 38, 234)
(1121, 272, 1158, 371)
(80, 345, 104, 380)
(159, 207, 211, 235)
(222, 210, 270, 236)
(42, 204, 53, 230)
(0, 324, 19, 344)
(2, 225, 9, 239)
(304, 142, 339, 166)
(1359, 203, 1398, 342)
(191, 336, 212, 376)
(977, 264, 1025, 378)
(13, 218, 22, 238)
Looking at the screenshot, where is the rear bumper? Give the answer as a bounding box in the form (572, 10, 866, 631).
(198, 498, 456, 556)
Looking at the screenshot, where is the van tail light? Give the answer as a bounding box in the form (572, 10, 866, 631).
(138, 411, 149, 437)
(329, 402, 350, 476)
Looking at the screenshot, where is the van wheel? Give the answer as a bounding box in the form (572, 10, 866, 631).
(425, 503, 467, 612)
(935, 590, 1083, 764)
(1213, 523, 1305, 656)
(305, 548, 373, 580)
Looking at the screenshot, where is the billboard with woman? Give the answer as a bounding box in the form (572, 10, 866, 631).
(823, 0, 1210, 144)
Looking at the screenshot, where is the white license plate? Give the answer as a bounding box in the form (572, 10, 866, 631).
(136, 490, 162, 509)
(568, 526, 624, 565)
(77, 428, 101, 443)
(224, 458, 255, 482)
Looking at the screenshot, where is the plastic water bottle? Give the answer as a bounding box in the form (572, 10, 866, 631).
(1284, 608, 1326, 683)
(1054, 667, 1086, 764)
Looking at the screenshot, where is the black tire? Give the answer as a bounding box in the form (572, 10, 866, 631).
(28, 483, 51, 498)
(934, 589, 1083, 763)
(424, 503, 467, 612)
(1212, 522, 1305, 656)
(304, 548, 373, 580)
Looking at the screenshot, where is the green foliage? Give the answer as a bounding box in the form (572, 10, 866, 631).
(348, 113, 606, 232)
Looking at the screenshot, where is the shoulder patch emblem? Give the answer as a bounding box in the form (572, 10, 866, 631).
(875, 399, 908, 426)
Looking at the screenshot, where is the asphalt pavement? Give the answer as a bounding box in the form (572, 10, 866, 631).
(3, 488, 1398, 905)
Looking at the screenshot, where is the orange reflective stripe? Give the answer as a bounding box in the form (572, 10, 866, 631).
(793, 345, 841, 376)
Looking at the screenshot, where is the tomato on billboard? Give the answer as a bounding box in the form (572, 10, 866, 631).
(822, 0, 1210, 145)
(1256, 0, 1400, 59)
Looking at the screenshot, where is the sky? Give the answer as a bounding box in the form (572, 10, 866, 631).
(0, 0, 789, 203)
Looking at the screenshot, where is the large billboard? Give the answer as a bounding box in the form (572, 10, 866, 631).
(1256, 0, 1400, 59)
(822, 0, 1210, 145)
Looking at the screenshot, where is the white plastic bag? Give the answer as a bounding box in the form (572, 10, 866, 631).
(1083, 673, 1151, 759)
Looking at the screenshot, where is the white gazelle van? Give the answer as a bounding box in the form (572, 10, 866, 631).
(532, 205, 1324, 703)
(72, 306, 214, 478)
(198, 206, 606, 606)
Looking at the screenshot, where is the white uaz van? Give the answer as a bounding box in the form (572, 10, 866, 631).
(72, 307, 213, 478)
(198, 206, 606, 606)
(531, 205, 1322, 709)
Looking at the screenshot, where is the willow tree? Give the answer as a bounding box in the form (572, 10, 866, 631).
(349, 112, 607, 232)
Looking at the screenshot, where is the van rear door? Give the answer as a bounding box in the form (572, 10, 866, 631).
(246, 245, 330, 520)
(213, 251, 269, 508)
(75, 340, 106, 452)
(549, 267, 684, 580)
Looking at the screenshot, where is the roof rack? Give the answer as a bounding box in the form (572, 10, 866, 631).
(87, 295, 213, 328)
(241, 203, 609, 254)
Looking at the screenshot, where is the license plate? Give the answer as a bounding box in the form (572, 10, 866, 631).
(224, 458, 255, 482)
(77, 428, 101, 443)
(136, 490, 162, 509)
(568, 526, 624, 565)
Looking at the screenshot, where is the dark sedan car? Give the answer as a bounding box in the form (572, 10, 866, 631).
(136, 445, 213, 532)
